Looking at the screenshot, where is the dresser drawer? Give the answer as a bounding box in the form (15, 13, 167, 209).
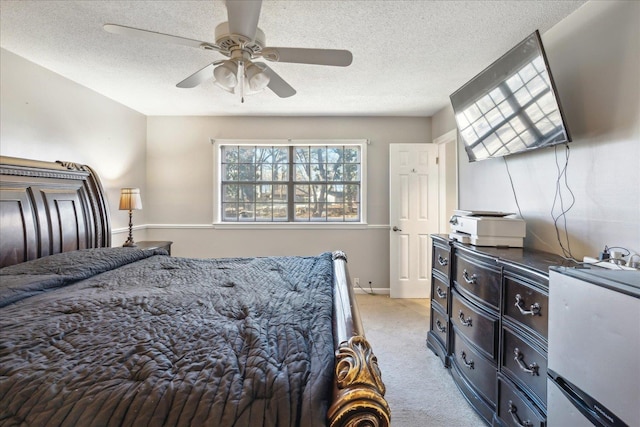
(496, 374, 546, 427)
(431, 273, 449, 314)
(433, 243, 451, 278)
(501, 326, 547, 408)
(428, 305, 449, 366)
(430, 305, 448, 347)
(452, 330, 497, 406)
(454, 250, 501, 309)
(503, 276, 548, 339)
(452, 290, 498, 361)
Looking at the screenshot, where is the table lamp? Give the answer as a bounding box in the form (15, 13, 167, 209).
(119, 188, 142, 247)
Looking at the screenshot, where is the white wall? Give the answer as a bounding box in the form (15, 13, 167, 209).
(0, 49, 148, 245)
(145, 116, 431, 289)
(432, 0, 640, 261)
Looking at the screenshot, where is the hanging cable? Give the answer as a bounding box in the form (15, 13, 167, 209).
(551, 144, 576, 261)
(503, 157, 523, 218)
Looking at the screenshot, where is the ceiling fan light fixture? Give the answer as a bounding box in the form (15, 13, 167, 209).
(245, 63, 270, 92)
(105, 0, 353, 101)
(213, 60, 238, 89)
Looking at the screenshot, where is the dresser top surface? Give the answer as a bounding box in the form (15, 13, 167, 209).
(432, 234, 571, 277)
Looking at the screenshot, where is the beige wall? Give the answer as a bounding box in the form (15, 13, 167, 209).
(432, 0, 640, 260)
(3, 0, 637, 285)
(146, 116, 432, 289)
(0, 46, 434, 290)
(431, 104, 456, 141)
(0, 49, 148, 245)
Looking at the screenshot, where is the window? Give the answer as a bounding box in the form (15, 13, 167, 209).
(214, 140, 366, 224)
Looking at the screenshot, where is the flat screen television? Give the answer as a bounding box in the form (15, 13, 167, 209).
(450, 30, 571, 162)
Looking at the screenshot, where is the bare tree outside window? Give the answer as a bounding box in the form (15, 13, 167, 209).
(220, 143, 362, 223)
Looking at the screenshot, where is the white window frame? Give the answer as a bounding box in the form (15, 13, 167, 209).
(212, 139, 368, 229)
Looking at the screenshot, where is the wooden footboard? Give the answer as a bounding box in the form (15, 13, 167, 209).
(329, 251, 390, 427)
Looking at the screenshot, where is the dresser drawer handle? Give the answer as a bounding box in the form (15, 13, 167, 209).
(460, 351, 474, 369)
(436, 287, 447, 299)
(462, 269, 477, 284)
(458, 310, 473, 327)
(436, 319, 447, 333)
(508, 400, 533, 427)
(437, 255, 449, 266)
(515, 294, 541, 316)
(514, 348, 539, 376)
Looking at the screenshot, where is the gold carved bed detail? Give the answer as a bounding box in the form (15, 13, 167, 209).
(329, 336, 390, 427)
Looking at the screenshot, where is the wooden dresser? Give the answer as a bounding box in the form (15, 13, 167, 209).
(427, 234, 567, 426)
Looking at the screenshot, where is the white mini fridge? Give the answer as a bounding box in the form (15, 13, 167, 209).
(547, 267, 640, 427)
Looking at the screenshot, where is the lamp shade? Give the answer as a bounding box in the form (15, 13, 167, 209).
(213, 60, 238, 90)
(245, 62, 270, 92)
(119, 188, 142, 210)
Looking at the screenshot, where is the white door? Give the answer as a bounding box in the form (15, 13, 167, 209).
(389, 144, 439, 298)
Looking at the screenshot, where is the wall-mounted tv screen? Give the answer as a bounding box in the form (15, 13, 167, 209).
(450, 30, 571, 162)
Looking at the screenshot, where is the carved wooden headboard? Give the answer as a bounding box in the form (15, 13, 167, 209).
(0, 156, 111, 268)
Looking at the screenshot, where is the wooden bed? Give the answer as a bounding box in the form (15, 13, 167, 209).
(0, 155, 390, 427)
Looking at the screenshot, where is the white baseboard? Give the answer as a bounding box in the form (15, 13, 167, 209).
(353, 287, 390, 295)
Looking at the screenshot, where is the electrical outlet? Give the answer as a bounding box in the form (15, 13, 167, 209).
(353, 277, 360, 287)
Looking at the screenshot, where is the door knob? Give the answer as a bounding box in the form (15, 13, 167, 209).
(392, 226, 402, 232)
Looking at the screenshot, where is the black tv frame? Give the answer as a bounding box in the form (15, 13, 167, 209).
(450, 30, 571, 162)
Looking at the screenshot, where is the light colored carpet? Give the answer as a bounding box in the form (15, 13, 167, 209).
(356, 293, 485, 427)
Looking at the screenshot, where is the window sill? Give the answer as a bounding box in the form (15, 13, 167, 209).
(212, 222, 369, 230)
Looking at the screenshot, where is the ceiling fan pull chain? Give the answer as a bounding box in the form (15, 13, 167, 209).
(239, 61, 245, 103)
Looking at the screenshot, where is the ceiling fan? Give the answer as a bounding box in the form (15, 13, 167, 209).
(104, 0, 353, 102)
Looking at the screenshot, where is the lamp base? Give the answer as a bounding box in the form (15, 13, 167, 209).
(123, 211, 136, 247)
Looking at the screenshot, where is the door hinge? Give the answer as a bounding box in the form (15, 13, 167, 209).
(435, 157, 439, 165)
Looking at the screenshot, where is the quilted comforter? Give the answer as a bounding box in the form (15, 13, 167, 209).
(0, 248, 335, 427)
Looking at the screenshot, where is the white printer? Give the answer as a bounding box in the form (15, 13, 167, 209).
(449, 210, 526, 247)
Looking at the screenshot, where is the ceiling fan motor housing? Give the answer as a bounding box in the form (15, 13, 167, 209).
(214, 22, 265, 57)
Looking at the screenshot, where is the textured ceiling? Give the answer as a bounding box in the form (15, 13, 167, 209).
(0, 0, 586, 117)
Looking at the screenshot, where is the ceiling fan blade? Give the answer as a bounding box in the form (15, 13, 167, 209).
(261, 47, 353, 66)
(103, 24, 216, 50)
(255, 63, 296, 98)
(177, 62, 224, 88)
(226, 0, 262, 41)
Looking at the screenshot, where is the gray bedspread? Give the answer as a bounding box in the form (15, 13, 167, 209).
(0, 248, 335, 427)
